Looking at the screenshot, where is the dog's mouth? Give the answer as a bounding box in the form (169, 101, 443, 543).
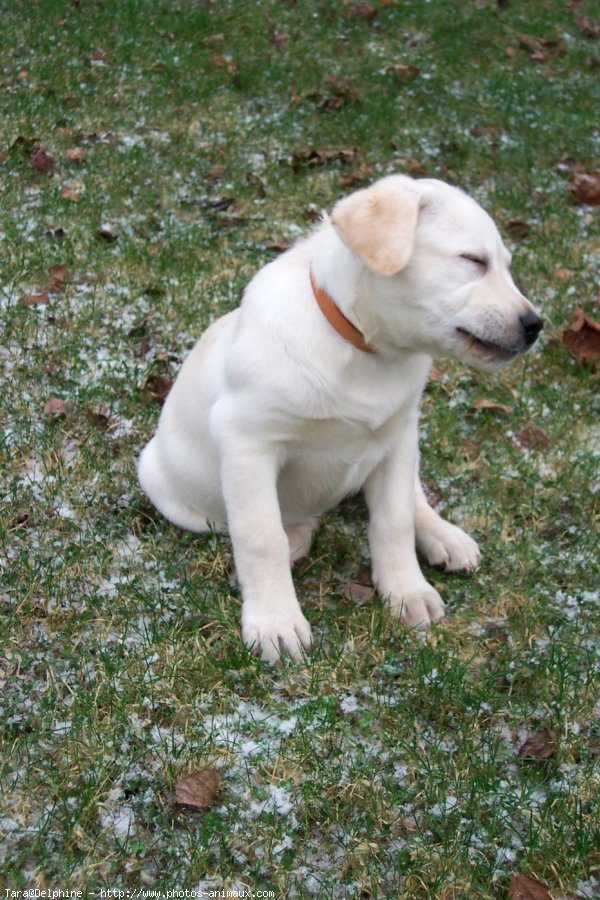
(456, 327, 519, 362)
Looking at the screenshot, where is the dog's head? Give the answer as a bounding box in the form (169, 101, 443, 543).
(331, 175, 543, 370)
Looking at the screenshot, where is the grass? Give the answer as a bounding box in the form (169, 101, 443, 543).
(1, 0, 599, 896)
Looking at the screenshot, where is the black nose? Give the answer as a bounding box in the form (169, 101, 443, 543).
(520, 311, 543, 347)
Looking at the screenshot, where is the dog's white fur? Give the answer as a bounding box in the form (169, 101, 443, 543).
(138, 175, 542, 662)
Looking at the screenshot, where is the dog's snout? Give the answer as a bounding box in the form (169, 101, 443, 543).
(520, 310, 543, 347)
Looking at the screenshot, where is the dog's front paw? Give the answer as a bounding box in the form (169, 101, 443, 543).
(242, 605, 312, 664)
(388, 583, 446, 628)
(417, 520, 481, 573)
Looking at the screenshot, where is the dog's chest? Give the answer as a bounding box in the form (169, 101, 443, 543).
(277, 410, 406, 518)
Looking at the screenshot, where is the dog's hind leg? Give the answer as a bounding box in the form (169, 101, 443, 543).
(285, 518, 319, 565)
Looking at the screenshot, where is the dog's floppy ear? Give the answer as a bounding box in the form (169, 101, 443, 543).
(331, 177, 424, 276)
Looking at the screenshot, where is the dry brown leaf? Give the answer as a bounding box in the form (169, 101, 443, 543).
(338, 163, 375, 188)
(517, 32, 566, 62)
(85, 405, 110, 429)
(517, 725, 557, 760)
(264, 240, 292, 254)
(344, 581, 375, 605)
(292, 147, 358, 170)
(20, 291, 49, 307)
(142, 374, 172, 406)
(269, 28, 289, 48)
(61, 183, 82, 202)
(43, 397, 67, 417)
(30, 147, 55, 173)
(509, 871, 553, 899)
(469, 398, 512, 416)
(207, 163, 225, 184)
(575, 15, 599, 39)
(212, 53, 238, 75)
(66, 147, 86, 164)
(91, 48, 107, 63)
(505, 219, 531, 240)
(554, 267, 574, 282)
(570, 170, 600, 205)
(174, 769, 219, 810)
(516, 424, 551, 451)
(312, 77, 361, 111)
(47, 264, 68, 293)
(396, 156, 427, 176)
(347, 4, 378, 23)
(384, 63, 421, 82)
(561, 307, 600, 362)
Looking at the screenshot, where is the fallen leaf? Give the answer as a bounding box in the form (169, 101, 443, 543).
(91, 48, 107, 63)
(174, 769, 219, 810)
(61, 183, 82, 202)
(264, 240, 292, 254)
(384, 63, 421, 82)
(338, 163, 375, 188)
(85, 405, 110, 429)
(554, 267, 574, 282)
(508, 871, 553, 899)
(269, 27, 289, 47)
(344, 581, 375, 605)
(396, 156, 426, 176)
(292, 147, 358, 170)
(211, 53, 238, 75)
(30, 147, 55, 173)
(43, 397, 67, 417)
(575, 15, 599, 39)
(505, 219, 531, 240)
(518, 725, 557, 759)
(347, 3, 378, 22)
(142, 374, 172, 406)
(66, 147, 86, 163)
(561, 307, 600, 361)
(206, 163, 225, 184)
(516, 424, 551, 451)
(570, 170, 600, 205)
(517, 33, 566, 62)
(309, 76, 361, 111)
(20, 291, 49, 307)
(47, 264, 68, 292)
(468, 398, 512, 416)
(202, 33, 226, 46)
(62, 92, 80, 108)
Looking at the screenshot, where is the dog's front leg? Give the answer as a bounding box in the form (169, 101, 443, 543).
(220, 442, 312, 663)
(364, 414, 446, 627)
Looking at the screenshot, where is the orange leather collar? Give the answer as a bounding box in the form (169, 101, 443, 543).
(310, 270, 374, 354)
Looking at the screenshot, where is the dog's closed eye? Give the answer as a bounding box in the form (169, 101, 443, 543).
(460, 253, 488, 271)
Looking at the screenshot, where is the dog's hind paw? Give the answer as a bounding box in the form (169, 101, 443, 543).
(417, 520, 481, 573)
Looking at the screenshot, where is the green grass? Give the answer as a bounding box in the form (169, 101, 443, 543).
(1, 1, 599, 897)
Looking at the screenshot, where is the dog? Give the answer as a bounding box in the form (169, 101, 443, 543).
(138, 175, 543, 662)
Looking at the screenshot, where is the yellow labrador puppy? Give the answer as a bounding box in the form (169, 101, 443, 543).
(138, 175, 542, 662)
